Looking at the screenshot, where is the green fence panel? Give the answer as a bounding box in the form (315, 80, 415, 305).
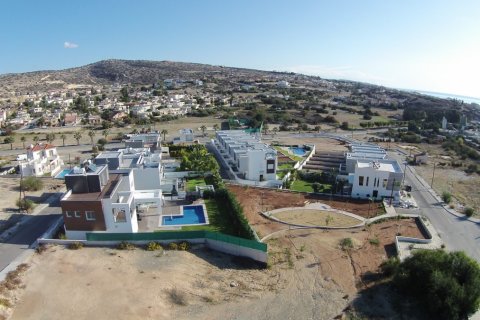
(86, 231, 267, 252)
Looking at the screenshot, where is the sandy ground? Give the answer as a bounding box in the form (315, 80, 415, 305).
(273, 209, 362, 227)
(273, 135, 348, 153)
(2, 216, 424, 320)
(0, 177, 64, 233)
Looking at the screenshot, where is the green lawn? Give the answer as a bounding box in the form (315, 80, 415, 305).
(278, 162, 295, 171)
(290, 179, 332, 193)
(181, 199, 236, 235)
(186, 177, 206, 192)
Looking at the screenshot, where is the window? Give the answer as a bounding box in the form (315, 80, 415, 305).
(65, 211, 73, 218)
(74, 211, 81, 218)
(359, 176, 364, 186)
(366, 177, 369, 187)
(113, 209, 127, 223)
(383, 179, 388, 188)
(85, 211, 96, 221)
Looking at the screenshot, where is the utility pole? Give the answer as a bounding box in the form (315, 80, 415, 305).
(431, 162, 436, 188)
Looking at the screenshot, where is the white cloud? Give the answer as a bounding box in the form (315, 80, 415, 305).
(64, 41, 79, 49)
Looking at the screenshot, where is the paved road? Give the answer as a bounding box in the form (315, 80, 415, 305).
(0, 201, 62, 272)
(390, 152, 480, 261)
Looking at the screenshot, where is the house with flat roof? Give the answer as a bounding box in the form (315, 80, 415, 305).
(349, 159, 403, 201)
(173, 128, 195, 145)
(61, 163, 164, 240)
(213, 130, 277, 182)
(124, 133, 161, 151)
(18, 143, 63, 177)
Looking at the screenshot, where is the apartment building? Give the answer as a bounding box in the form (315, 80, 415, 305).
(214, 130, 277, 182)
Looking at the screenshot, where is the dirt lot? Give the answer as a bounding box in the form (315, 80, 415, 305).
(0, 177, 64, 233)
(227, 184, 384, 238)
(273, 135, 348, 153)
(1, 216, 424, 320)
(273, 209, 362, 227)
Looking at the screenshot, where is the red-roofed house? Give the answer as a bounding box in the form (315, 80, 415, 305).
(19, 143, 64, 177)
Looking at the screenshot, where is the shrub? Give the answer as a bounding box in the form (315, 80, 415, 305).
(464, 207, 475, 217)
(339, 238, 354, 250)
(145, 241, 163, 251)
(380, 257, 399, 276)
(68, 242, 84, 250)
(442, 191, 452, 204)
(20, 176, 43, 191)
(311, 182, 321, 193)
(368, 238, 380, 246)
(16, 198, 35, 212)
(168, 288, 188, 306)
(178, 241, 190, 251)
(393, 250, 480, 320)
(167, 242, 178, 250)
(117, 241, 135, 250)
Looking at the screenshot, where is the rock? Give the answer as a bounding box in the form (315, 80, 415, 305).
(230, 281, 238, 287)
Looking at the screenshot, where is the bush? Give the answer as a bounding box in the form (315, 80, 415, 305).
(167, 242, 178, 250)
(368, 238, 380, 246)
(393, 250, 480, 320)
(117, 241, 135, 250)
(464, 207, 475, 217)
(442, 191, 452, 203)
(311, 182, 321, 193)
(178, 241, 190, 251)
(339, 238, 354, 250)
(145, 241, 163, 251)
(380, 257, 399, 276)
(20, 176, 43, 191)
(68, 242, 84, 250)
(16, 198, 35, 212)
(168, 287, 188, 306)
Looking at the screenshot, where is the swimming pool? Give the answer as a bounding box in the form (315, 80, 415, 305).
(54, 169, 72, 179)
(289, 147, 307, 156)
(162, 205, 208, 226)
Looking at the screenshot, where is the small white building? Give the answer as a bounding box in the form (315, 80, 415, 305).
(350, 159, 403, 201)
(173, 128, 194, 145)
(19, 143, 63, 177)
(214, 130, 277, 182)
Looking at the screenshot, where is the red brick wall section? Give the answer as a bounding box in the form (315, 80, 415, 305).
(61, 200, 106, 231)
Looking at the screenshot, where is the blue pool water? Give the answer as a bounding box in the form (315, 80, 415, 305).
(55, 169, 72, 179)
(162, 205, 206, 226)
(289, 147, 307, 156)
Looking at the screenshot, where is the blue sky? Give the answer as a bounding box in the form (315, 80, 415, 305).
(1, 0, 479, 97)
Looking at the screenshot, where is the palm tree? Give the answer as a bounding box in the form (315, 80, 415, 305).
(200, 125, 207, 137)
(88, 130, 95, 146)
(33, 136, 39, 144)
(20, 136, 26, 148)
(73, 132, 82, 145)
(102, 129, 110, 141)
(46, 133, 55, 144)
(4, 136, 14, 150)
(160, 129, 168, 141)
(272, 127, 278, 137)
(213, 124, 219, 132)
(60, 134, 67, 147)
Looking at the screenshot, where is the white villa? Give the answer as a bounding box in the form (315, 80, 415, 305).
(173, 128, 195, 145)
(213, 130, 277, 182)
(19, 143, 63, 177)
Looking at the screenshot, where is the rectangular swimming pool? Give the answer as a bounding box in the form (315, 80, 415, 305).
(162, 205, 208, 226)
(54, 169, 72, 179)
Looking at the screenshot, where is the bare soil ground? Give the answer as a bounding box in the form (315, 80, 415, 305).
(227, 184, 384, 238)
(3, 217, 424, 320)
(274, 135, 348, 153)
(273, 209, 362, 227)
(0, 177, 64, 233)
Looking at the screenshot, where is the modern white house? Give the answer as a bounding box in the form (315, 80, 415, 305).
(213, 130, 277, 182)
(18, 143, 63, 177)
(124, 133, 162, 151)
(349, 159, 403, 201)
(61, 163, 164, 240)
(173, 128, 195, 145)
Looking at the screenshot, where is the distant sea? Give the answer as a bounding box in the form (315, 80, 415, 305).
(414, 90, 480, 105)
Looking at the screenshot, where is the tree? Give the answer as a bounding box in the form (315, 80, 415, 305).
(200, 125, 207, 137)
(213, 124, 219, 132)
(272, 127, 279, 137)
(33, 136, 39, 144)
(20, 136, 26, 148)
(60, 134, 67, 147)
(393, 250, 480, 320)
(160, 129, 168, 141)
(442, 191, 452, 204)
(73, 132, 82, 145)
(88, 130, 95, 146)
(45, 133, 55, 144)
(20, 176, 43, 191)
(4, 136, 14, 150)
(102, 129, 110, 141)
(340, 121, 349, 130)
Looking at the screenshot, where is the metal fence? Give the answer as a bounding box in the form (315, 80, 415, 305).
(86, 230, 267, 252)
